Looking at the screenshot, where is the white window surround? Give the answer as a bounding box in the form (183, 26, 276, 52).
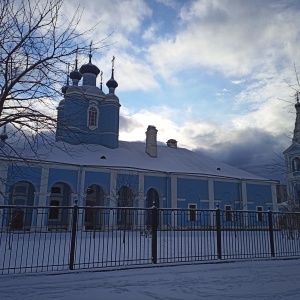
(292, 157, 300, 172)
(87, 101, 99, 130)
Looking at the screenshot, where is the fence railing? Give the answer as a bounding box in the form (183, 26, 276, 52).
(1, 204, 300, 274)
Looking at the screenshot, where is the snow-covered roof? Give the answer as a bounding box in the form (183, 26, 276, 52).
(2, 140, 273, 182)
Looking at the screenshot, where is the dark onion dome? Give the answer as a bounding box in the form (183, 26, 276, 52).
(80, 62, 100, 76)
(61, 85, 69, 94)
(69, 69, 82, 80)
(79, 54, 100, 76)
(106, 69, 118, 90)
(58, 99, 65, 106)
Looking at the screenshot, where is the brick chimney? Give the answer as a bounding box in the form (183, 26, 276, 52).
(145, 125, 158, 157)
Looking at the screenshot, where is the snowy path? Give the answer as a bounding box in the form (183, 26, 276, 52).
(1, 258, 300, 299)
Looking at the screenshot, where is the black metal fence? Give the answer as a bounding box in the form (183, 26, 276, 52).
(1, 204, 300, 274)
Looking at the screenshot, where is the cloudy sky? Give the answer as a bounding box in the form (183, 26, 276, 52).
(63, 0, 300, 182)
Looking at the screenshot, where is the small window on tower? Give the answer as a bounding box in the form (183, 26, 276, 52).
(292, 157, 300, 172)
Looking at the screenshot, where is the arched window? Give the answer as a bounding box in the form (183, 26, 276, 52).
(48, 182, 71, 230)
(88, 107, 97, 128)
(292, 157, 300, 172)
(9, 181, 35, 230)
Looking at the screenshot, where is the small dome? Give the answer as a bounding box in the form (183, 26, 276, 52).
(106, 77, 118, 89)
(70, 69, 82, 80)
(58, 99, 65, 106)
(61, 85, 69, 94)
(80, 63, 100, 76)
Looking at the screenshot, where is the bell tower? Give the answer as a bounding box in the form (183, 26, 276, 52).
(56, 50, 120, 149)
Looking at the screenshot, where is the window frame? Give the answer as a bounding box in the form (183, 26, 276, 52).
(224, 205, 232, 222)
(13, 183, 29, 195)
(188, 204, 197, 222)
(49, 199, 61, 220)
(292, 157, 300, 172)
(87, 101, 99, 130)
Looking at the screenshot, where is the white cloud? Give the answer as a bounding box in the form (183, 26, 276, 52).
(142, 23, 159, 41)
(146, 0, 300, 78)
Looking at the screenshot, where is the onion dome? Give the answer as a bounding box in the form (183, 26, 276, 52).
(79, 53, 100, 76)
(69, 49, 82, 84)
(70, 69, 82, 81)
(61, 85, 69, 94)
(106, 70, 118, 90)
(58, 99, 65, 106)
(106, 56, 118, 93)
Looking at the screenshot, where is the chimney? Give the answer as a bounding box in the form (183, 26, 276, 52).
(167, 139, 177, 148)
(145, 125, 157, 157)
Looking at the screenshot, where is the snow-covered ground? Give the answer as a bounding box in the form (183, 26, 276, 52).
(1, 258, 300, 299)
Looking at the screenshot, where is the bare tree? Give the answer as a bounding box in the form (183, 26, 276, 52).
(109, 172, 145, 243)
(0, 0, 110, 209)
(0, 0, 107, 155)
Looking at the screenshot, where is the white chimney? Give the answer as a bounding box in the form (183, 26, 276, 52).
(145, 125, 158, 157)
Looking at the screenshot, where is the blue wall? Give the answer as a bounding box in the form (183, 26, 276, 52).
(177, 178, 208, 209)
(246, 183, 272, 209)
(214, 181, 241, 209)
(6, 165, 41, 192)
(48, 168, 78, 193)
(84, 171, 110, 193)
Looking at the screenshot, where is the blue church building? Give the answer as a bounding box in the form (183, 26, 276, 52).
(0, 53, 278, 231)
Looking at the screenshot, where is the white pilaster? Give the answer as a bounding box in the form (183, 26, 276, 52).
(241, 181, 248, 210)
(241, 181, 248, 226)
(208, 179, 215, 227)
(109, 170, 117, 229)
(208, 179, 215, 210)
(35, 167, 49, 230)
(171, 175, 177, 228)
(271, 184, 278, 211)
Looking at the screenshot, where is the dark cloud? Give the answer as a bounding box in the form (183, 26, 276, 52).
(119, 115, 142, 133)
(195, 128, 289, 183)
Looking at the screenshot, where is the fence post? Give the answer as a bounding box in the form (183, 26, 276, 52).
(69, 200, 78, 270)
(151, 202, 158, 264)
(268, 208, 275, 257)
(216, 205, 222, 260)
